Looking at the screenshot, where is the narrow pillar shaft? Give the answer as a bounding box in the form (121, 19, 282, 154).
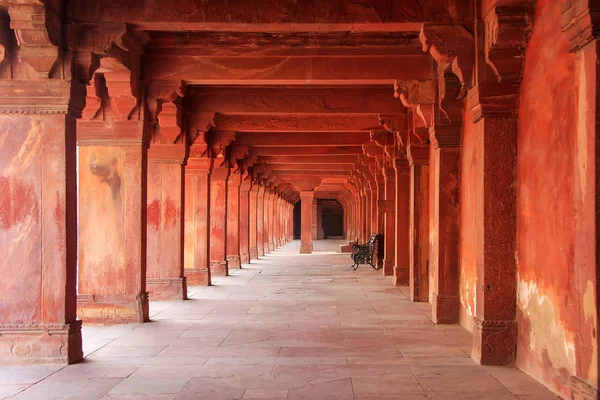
(0, 86, 83, 363)
(383, 168, 396, 276)
(226, 172, 241, 269)
(146, 144, 187, 300)
(394, 160, 411, 286)
(77, 120, 149, 324)
(361, 193, 368, 242)
(375, 176, 385, 268)
(300, 191, 315, 253)
(263, 192, 271, 253)
(370, 186, 378, 235)
(239, 180, 251, 263)
(184, 164, 211, 285)
(209, 167, 229, 277)
(257, 187, 265, 256)
(408, 144, 430, 302)
(249, 186, 259, 259)
(365, 189, 372, 237)
(268, 194, 275, 250)
(430, 126, 461, 324)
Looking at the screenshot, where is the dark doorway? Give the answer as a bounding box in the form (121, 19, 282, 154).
(321, 200, 344, 238)
(293, 201, 301, 239)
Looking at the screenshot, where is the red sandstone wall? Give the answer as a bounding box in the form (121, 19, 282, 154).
(516, 0, 579, 396)
(459, 102, 481, 332)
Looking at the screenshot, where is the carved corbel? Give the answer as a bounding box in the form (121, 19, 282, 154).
(393, 79, 435, 128)
(485, 2, 533, 83)
(7, 0, 59, 79)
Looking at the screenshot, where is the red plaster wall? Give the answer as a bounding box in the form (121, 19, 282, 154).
(516, 0, 578, 396)
(459, 102, 482, 332)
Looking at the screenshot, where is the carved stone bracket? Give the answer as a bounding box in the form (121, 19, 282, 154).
(407, 144, 430, 166)
(430, 123, 462, 149)
(561, 0, 600, 52)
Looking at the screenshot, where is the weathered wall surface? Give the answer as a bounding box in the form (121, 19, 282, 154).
(459, 102, 481, 332)
(516, 0, 579, 396)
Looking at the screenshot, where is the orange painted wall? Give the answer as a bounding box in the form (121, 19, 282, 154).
(459, 101, 481, 332)
(516, 0, 579, 396)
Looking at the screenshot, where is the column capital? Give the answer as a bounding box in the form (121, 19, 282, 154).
(0, 80, 86, 117)
(148, 143, 186, 164)
(430, 124, 462, 149)
(407, 144, 430, 166)
(210, 166, 230, 181)
(467, 83, 520, 123)
(562, 0, 600, 52)
(393, 157, 411, 174)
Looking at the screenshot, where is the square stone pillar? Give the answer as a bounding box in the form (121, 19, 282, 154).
(370, 185, 378, 235)
(467, 85, 518, 365)
(374, 173, 385, 268)
(268, 192, 275, 250)
(365, 189, 372, 237)
(249, 185, 259, 259)
(300, 191, 315, 254)
(77, 120, 150, 324)
(263, 191, 271, 253)
(0, 81, 84, 364)
(226, 171, 241, 269)
(394, 159, 411, 286)
(408, 144, 430, 302)
(239, 179, 251, 264)
(209, 167, 229, 277)
(429, 125, 461, 324)
(257, 186, 265, 256)
(383, 167, 396, 276)
(184, 158, 211, 286)
(146, 144, 187, 300)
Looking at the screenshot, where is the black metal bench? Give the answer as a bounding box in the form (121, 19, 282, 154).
(351, 234, 382, 270)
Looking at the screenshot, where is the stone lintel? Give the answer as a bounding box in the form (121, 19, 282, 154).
(0, 80, 86, 117)
(148, 143, 187, 164)
(77, 121, 148, 146)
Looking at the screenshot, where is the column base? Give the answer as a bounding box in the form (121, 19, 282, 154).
(185, 268, 211, 286)
(147, 277, 188, 301)
(431, 293, 459, 324)
(240, 251, 250, 264)
(77, 293, 149, 324)
(394, 265, 410, 286)
(471, 317, 517, 365)
(571, 376, 599, 400)
(300, 242, 313, 254)
(383, 260, 395, 276)
(410, 288, 428, 303)
(269, 242, 275, 251)
(210, 260, 229, 277)
(249, 248, 259, 259)
(258, 245, 265, 256)
(227, 255, 241, 269)
(0, 321, 83, 365)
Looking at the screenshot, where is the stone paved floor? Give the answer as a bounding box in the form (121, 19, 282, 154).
(1, 240, 558, 399)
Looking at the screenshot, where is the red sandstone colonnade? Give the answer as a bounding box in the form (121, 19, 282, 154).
(0, 1, 598, 399)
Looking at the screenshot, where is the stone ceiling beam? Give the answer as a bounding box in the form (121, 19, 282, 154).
(144, 56, 433, 85)
(186, 87, 407, 115)
(252, 147, 363, 155)
(269, 164, 355, 171)
(267, 155, 360, 164)
(213, 114, 382, 132)
(232, 132, 371, 146)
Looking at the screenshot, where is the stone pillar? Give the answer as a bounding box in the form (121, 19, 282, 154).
(257, 186, 265, 256)
(146, 144, 187, 300)
(373, 173, 385, 268)
(77, 121, 149, 324)
(268, 193, 276, 250)
(249, 185, 259, 259)
(184, 159, 211, 285)
(226, 171, 241, 269)
(312, 198, 318, 240)
(408, 144, 430, 302)
(394, 158, 411, 286)
(300, 191, 315, 254)
(429, 125, 461, 323)
(562, 6, 600, 391)
(360, 192, 367, 242)
(239, 178, 251, 264)
(263, 191, 271, 253)
(0, 80, 83, 364)
(383, 166, 396, 276)
(365, 188, 372, 237)
(370, 184, 378, 235)
(209, 167, 229, 277)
